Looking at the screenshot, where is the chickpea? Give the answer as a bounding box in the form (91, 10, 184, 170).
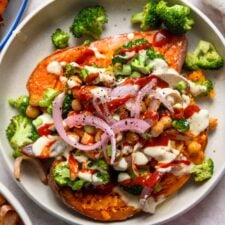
(151, 121, 164, 137)
(81, 132, 94, 145)
(95, 130, 103, 142)
(26, 105, 40, 118)
(144, 97, 151, 107)
(209, 117, 218, 130)
(160, 116, 172, 129)
(72, 99, 82, 112)
(29, 95, 40, 106)
(73, 128, 84, 137)
(125, 132, 139, 145)
(69, 76, 82, 87)
(141, 101, 147, 113)
(187, 141, 202, 156)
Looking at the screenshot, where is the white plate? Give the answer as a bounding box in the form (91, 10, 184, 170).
(0, 0, 225, 225)
(0, 0, 28, 50)
(0, 183, 33, 225)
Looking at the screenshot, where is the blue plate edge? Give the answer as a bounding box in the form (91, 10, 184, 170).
(0, 0, 28, 50)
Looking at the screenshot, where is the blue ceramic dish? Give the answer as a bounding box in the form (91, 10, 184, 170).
(0, 0, 28, 50)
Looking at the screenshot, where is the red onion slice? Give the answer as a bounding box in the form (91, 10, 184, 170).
(150, 90, 174, 113)
(133, 78, 157, 118)
(14, 156, 48, 184)
(111, 118, 151, 133)
(110, 84, 138, 98)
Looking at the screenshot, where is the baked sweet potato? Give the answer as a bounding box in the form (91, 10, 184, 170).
(0, 0, 8, 25)
(27, 30, 187, 104)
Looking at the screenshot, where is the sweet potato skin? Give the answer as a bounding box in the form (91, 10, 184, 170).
(0, 0, 8, 15)
(27, 31, 187, 104)
(48, 160, 139, 221)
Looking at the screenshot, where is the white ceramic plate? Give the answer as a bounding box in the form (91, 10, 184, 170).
(0, 0, 225, 225)
(0, 0, 28, 50)
(0, 183, 33, 225)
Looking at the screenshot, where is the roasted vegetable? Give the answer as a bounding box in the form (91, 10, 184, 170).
(8, 96, 29, 115)
(131, 0, 161, 31)
(185, 40, 224, 70)
(156, 0, 194, 35)
(191, 158, 214, 182)
(172, 119, 190, 133)
(6, 115, 39, 158)
(70, 5, 108, 39)
(51, 28, 70, 49)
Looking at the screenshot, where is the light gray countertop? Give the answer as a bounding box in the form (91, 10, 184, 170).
(1, 0, 225, 225)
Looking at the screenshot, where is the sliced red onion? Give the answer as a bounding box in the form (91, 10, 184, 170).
(150, 90, 174, 113)
(53, 93, 107, 150)
(148, 98, 161, 112)
(110, 84, 138, 98)
(133, 78, 157, 118)
(164, 129, 192, 141)
(0, 205, 19, 225)
(111, 118, 151, 134)
(14, 156, 48, 184)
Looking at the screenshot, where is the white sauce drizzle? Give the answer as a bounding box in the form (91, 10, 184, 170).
(188, 109, 209, 136)
(141, 196, 166, 213)
(189, 81, 207, 97)
(46, 61, 62, 75)
(117, 173, 130, 182)
(127, 33, 134, 40)
(113, 187, 140, 209)
(144, 145, 179, 163)
(89, 47, 105, 59)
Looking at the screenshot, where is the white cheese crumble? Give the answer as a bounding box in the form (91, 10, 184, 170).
(46, 61, 62, 75)
(189, 81, 207, 97)
(114, 158, 128, 171)
(117, 173, 131, 182)
(127, 33, 134, 40)
(133, 152, 149, 165)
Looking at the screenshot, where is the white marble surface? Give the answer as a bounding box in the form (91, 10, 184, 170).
(1, 0, 225, 225)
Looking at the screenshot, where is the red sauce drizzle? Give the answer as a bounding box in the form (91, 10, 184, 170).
(158, 160, 191, 168)
(76, 49, 94, 64)
(37, 123, 53, 136)
(184, 105, 200, 118)
(119, 42, 152, 54)
(153, 29, 172, 47)
(145, 134, 170, 147)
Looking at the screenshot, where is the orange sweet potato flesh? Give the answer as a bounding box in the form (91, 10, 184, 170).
(48, 160, 140, 221)
(27, 31, 187, 104)
(0, 0, 8, 15)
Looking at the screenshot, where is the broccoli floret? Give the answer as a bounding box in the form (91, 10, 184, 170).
(39, 88, 59, 113)
(192, 80, 214, 97)
(172, 119, 190, 133)
(96, 172, 110, 184)
(131, 0, 162, 31)
(122, 38, 148, 50)
(64, 64, 80, 78)
(8, 96, 29, 115)
(191, 158, 214, 182)
(146, 47, 164, 60)
(51, 28, 70, 49)
(70, 5, 108, 40)
(185, 41, 224, 70)
(53, 162, 86, 190)
(88, 159, 109, 171)
(131, 52, 151, 74)
(62, 93, 73, 119)
(175, 80, 188, 93)
(156, 0, 194, 35)
(6, 115, 39, 157)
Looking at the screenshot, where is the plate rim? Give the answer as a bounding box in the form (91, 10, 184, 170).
(0, 0, 29, 50)
(0, 182, 33, 225)
(0, 0, 225, 225)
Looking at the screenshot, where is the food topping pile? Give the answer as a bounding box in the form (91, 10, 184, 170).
(5, 0, 224, 221)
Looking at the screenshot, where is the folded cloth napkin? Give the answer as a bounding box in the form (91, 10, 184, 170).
(203, 0, 225, 26)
